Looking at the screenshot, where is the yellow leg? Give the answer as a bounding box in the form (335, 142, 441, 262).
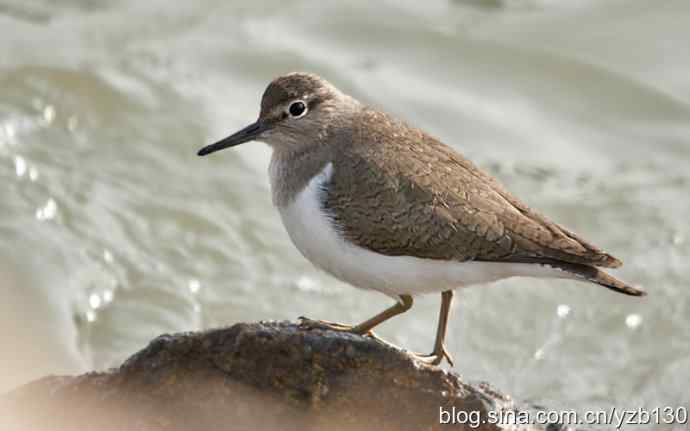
(299, 295, 413, 339)
(416, 290, 455, 366)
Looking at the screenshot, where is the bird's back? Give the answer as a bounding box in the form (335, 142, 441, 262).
(324, 107, 622, 269)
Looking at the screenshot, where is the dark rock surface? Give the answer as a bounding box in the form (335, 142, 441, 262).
(0, 321, 547, 431)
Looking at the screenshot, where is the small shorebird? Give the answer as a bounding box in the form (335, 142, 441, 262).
(198, 73, 645, 366)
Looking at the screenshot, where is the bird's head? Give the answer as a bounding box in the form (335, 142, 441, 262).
(198, 72, 358, 156)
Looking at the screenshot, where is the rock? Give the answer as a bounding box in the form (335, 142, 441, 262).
(0, 321, 548, 431)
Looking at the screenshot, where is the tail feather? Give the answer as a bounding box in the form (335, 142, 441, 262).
(548, 261, 646, 297)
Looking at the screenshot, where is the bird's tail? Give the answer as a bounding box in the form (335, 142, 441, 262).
(549, 261, 646, 296)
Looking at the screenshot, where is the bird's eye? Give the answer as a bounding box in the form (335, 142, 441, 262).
(288, 101, 307, 118)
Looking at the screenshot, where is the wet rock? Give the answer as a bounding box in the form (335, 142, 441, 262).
(0, 321, 546, 431)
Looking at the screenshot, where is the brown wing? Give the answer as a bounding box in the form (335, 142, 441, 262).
(323, 109, 621, 268)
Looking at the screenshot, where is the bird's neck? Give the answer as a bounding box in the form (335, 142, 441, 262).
(269, 144, 333, 208)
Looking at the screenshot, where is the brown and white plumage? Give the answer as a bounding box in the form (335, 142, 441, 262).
(321, 108, 643, 296)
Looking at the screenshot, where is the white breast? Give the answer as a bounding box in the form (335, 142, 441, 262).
(277, 163, 573, 297)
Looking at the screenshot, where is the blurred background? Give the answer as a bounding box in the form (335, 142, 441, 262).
(1, 0, 689, 426)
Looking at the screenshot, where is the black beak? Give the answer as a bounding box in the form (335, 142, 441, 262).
(197, 120, 268, 156)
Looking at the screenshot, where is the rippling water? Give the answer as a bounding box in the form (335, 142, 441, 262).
(1, 0, 689, 425)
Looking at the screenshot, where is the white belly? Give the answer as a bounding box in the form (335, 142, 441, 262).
(277, 163, 571, 297)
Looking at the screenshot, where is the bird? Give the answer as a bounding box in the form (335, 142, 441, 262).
(197, 72, 645, 366)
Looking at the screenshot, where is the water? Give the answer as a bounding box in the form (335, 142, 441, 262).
(1, 0, 689, 426)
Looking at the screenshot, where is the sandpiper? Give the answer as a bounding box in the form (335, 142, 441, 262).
(198, 72, 645, 366)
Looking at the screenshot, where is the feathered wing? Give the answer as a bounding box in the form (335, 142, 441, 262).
(323, 109, 644, 296)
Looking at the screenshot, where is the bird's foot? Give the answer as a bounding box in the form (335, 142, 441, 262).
(412, 344, 454, 367)
(298, 316, 355, 332)
(297, 316, 388, 344)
